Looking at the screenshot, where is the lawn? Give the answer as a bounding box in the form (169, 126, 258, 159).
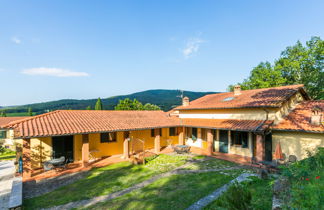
(85, 169, 243, 210)
(0, 147, 16, 161)
(23, 154, 189, 209)
(204, 176, 274, 210)
(182, 156, 237, 170)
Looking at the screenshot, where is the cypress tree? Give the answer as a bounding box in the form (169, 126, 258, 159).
(28, 107, 33, 116)
(95, 98, 103, 110)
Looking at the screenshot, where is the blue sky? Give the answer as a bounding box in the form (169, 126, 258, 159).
(1, 0, 324, 106)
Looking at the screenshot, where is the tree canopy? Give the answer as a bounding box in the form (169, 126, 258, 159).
(28, 107, 33, 116)
(114, 98, 161, 110)
(229, 36, 324, 99)
(0, 110, 6, 117)
(95, 98, 103, 110)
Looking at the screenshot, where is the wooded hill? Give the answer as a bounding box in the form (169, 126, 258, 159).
(1, 89, 217, 116)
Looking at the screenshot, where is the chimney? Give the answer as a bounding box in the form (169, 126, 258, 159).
(310, 107, 322, 126)
(182, 96, 190, 106)
(234, 85, 241, 96)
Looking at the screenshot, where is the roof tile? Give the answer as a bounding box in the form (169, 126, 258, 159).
(273, 100, 324, 133)
(176, 84, 306, 110)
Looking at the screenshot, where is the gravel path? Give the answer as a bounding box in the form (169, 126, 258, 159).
(0, 160, 15, 210)
(186, 173, 258, 210)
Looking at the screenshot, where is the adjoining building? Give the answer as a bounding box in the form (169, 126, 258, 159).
(3, 84, 323, 179)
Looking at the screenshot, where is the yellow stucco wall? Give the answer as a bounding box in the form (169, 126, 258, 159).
(29, 137, 52, 169)
(274, 92, 305, 124)
(26, 128, 180, 168)
(272, 131, 324, 160)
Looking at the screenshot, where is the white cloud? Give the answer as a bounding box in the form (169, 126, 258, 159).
(21, 67, 89, 77)
(11, 36, 21, 44)
(182, 37, 205, 59)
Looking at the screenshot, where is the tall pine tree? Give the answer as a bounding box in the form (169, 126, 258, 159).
(28, 107, 33, 116)
(95, 98, 103, 110)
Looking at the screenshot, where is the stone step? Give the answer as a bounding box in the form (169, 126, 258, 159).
(9, 176, 22, 209)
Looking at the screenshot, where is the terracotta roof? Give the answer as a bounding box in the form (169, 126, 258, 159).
(5, 110, 181, 138)
(0, 117, 31, 128)
(273, 101, 324, 133)
(181, 118, 273, 132)
(176, 84, 308, 110)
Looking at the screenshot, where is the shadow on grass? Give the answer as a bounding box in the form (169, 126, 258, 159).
(23, 162, 156, 209)
(87, 171, 238, 210)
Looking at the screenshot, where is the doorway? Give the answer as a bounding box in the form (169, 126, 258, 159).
(219, 130, 228, 153)
(265, 133, 272, 161)
(52, 135, 74, 162)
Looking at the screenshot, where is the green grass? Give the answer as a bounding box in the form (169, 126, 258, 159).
(85, 170, 242, 210)
(23, 154, 188, 209)
(0, 148, 16, 160)
(182, 156, 237, 170)
(204, 177, 274, 210)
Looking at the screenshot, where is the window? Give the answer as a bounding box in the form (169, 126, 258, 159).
(151, 129, 162, 137)
(169, 127, 177, 136)
(100, 132, 117, 143)
(0, 130, 7, 139)
(192, 128, 197, 140)
(231, 131, 248, 148)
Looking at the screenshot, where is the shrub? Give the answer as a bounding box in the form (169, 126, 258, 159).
(223, 181, 252, 210)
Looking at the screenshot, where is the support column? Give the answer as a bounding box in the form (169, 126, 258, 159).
(178, 127, 184, 145)
(228, 130, 231, 153)
(123, 138, 129, 159)
(22, 138, 31, 178)
(154, 128, 161, 153)
(256, 134, 265, 161)
(82, 134, 89, 167)
(207, 129, 213, 156)
(248, 132, 253, 155)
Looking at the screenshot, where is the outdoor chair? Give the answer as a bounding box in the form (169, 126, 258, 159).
(172, 145, 191, 154)
(43, 156, 67, 171)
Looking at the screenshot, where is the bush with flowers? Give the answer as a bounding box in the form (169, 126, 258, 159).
(280, 147, 324, 209)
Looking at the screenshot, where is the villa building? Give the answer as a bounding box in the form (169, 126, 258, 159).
(2, 84, 323, 179)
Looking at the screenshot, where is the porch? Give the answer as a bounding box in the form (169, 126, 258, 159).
(24, 145, 256, 182)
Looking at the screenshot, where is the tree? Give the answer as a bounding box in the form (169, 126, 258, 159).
(95, 98, 103, 110)
(0, 110, 6, 117)
(28, 107, 33, 116)
(229, 36, 324, 99)
(143, 103, 161, 110)
(114, 98, 161, 110)
(275, 37, 324, 99)
(86, 105, 91, 110)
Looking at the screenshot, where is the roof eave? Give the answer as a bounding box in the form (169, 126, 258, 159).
(272, 128, 324, 134)
(175, 105, 280, 111)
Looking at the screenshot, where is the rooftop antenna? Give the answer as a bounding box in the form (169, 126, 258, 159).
(177, 89, 184, 100)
